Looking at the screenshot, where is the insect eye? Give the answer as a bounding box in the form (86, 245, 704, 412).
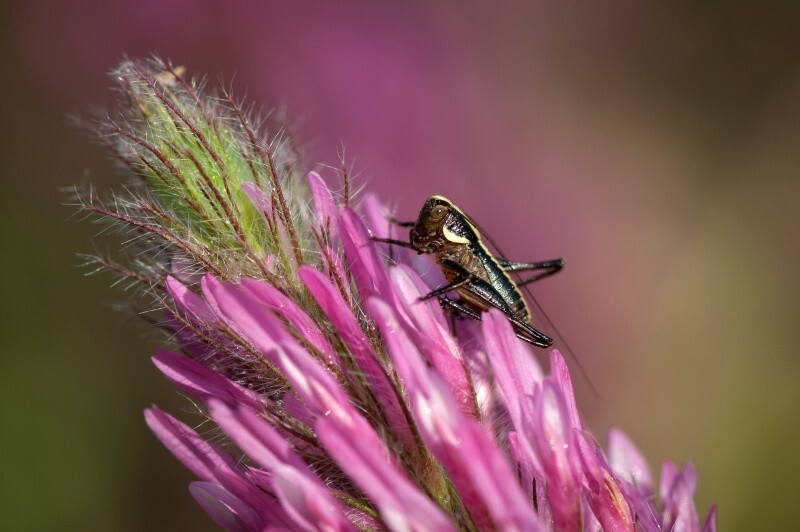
(432, 206, 446, 217)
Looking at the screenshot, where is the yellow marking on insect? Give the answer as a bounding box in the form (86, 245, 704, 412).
(430, 195, 532, 321)
(442, 225, 471, 244)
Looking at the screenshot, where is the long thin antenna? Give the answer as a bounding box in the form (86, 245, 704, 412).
(523, 286, 600, 398)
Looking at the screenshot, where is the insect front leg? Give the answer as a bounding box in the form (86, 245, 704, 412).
(371, 235, 416, 264)
(388, 217, 415, 227)
(371, 236, 417, 250)
(382, 217, 417, 261)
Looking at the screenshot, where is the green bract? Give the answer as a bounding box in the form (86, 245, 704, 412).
(88, 58, 317, 286)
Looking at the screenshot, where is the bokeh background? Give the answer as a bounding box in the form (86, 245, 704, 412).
(2, 1, 798, 530)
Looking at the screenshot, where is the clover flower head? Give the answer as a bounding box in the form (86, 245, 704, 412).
(82, 57, 716, 531)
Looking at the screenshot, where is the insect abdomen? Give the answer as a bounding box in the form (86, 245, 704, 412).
(493, 276, 529, 320)
(435, 216, 532, 323)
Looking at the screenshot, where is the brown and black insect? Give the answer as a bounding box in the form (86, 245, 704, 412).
(374, 195, 564, 348)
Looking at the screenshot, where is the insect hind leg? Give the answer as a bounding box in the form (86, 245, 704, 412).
(499, 258, 565, 286)
(438, 297, 553, 348)
(439, 296, 481, 320)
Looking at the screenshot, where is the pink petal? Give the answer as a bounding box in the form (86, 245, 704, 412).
(387, 265, 476, 416)
(532, 381, 581, 531)
(201, 274, 283, 356)
(507, 432, 535, 500)
(263, 253, 276, 274)
(203, 275, 351, 417)
(535, 478, 555, 530)
(213, 468, 294, 528)
(550, 350, 582, 431)
(619, 485, 662, 532)
(271, 465, 355, 532)
(241, 181, 271, 225)
(297, 267, 374, 362)
(481, 309, 544, 428)
(575, 431, 634, 532)
(582, 505, 603, 532)
(282, 391, 315, 427)
(299, 266, 414, 447)
(316, 415, 455, 532)
(239, 278, 340, 369)
(189, 481, 262, 532)
(211, 400, 309, 474)
(146, 407, 285, 527)
(370, 298, 545, 531)
(144, 406, 238, 482)
(660, 462, 701, 532)
(481, 309, 544, 474)
(244, 467, 273, 492)
(455, 420, 546, 531)
(307, 171, 337, 233)
(166, 275, 216, 324)
(211, 401, 354, 531)
(607, 428, 653, 496)
(360, 193, 393, 240)
(276, 341, 355, 420)
(338, 206, 394, 301)
(390, 263, 450, 331)
(164, 278, 231, 364)
(702, 505, 717, 532)
(152, 349, 263, 411)
(164, 312, 221, 362)
(170, 254, 203, 285)
(509, 431, 556, 528)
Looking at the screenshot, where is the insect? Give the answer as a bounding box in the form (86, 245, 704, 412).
(373, 195, 564, 347)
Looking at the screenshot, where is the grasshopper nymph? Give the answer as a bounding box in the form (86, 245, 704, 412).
(374, 195, 564, 347)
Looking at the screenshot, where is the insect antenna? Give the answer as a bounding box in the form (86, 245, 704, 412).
(520, 285, 599, 399)
(465, 213, 599, 398)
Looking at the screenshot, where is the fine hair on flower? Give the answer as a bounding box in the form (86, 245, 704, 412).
(79, 57, 716, 532)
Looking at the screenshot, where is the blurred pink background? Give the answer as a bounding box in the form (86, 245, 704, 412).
(2, 1, 798, 529)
